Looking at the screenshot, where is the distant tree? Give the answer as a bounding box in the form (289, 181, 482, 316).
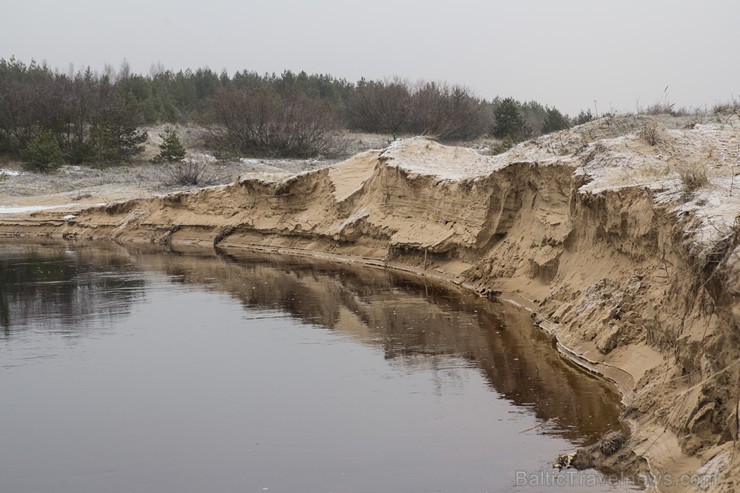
(116, 74, 158, 123)
(117, 59, 132, 81)
(209, 86, 337, 158)
(573, 109, 594, 126)
(492, 98, 530, 141)
(89, 96, 147, 165)
(541, 106, 571, 134)
(63, 69, 100, 163)
(346, 79, 486, 141)
(0, 58, 59, 153)
(518, 100, 548, 135)
(1, 56, 588, 160)
(153, 126, 187, 163)
(408, 82, 487, 141)
(346, 78, 412, 138)
(20, 127, 64, 172)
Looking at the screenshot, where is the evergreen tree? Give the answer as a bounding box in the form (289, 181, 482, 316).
(153, 126, 187, 163)
(89, 104, 147, 165)
(492, 98, 530, 141)
(573, 109, 594, 126)
(541, 107, 571, 134)
(20, 127, 64, 172)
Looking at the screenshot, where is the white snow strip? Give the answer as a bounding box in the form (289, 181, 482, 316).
(0, 203, 105, 214)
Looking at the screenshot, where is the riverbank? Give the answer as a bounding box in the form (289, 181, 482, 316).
(1, 113, 739, 491)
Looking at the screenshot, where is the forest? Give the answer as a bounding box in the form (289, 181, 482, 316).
(0, 58, 591, 169)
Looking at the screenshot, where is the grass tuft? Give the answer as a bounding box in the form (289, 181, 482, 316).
(674, 160, 708, 194)
(639, 122, 661, 146)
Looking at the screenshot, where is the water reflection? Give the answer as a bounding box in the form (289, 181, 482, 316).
(0, 243, 624, 444)
(68, 243, 624, 445)
(0, 243, 144, 337)
(0, 241, 631, 492)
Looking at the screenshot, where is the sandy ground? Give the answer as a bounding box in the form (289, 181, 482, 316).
(2, 114, 740, 491)
(0, 127, 399, 215)
(0, 157, 330, 213)
(0, 127, 501, 216)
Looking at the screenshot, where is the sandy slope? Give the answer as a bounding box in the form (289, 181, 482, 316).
(2, 114, 740, 491)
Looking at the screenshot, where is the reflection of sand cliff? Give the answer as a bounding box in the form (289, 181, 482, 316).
(0, 242, 623, 446)
(125, 248, 626, 445)
(4, 115, 740, 489)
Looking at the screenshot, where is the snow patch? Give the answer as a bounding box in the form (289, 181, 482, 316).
(381, 137, 505, 180)
(0, 203, 104, 214)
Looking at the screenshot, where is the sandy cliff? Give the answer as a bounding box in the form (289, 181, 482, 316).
(2, 115, 739, 491)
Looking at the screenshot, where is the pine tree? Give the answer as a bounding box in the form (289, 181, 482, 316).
(20, 127, 64, 172)
(90, 101, 147, 166)
(153, 126, 187, 163)
(492, 98, 530, 141)
(541, 107, 571, 134)
(574, 109, 594, 126)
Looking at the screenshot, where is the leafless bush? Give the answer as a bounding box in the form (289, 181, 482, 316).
(408, 82, 487, 141)
(639, 121, 661, 146)
(345, 77, 412, 139)
(207, 86, 340, 158)
(713, 100, 739, 114)
(712, 99, 740, 123)
(345, 78, 487, 141)
(160, 155, 222, 186)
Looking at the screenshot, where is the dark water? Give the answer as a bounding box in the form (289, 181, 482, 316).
(0, 243, 634, 492)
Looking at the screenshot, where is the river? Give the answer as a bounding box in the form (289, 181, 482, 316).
(0, 242, 635, 492)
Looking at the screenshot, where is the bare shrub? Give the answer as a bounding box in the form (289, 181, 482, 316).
(408, 82, 487, 141)
(712, 99, 740, 123)
(713, 100, 739, 114)
(639, 121, 661, 146)
(208, 86, 339, 158)
(345, 78, 487, 141)
(345, 77, 412, 139)
(161, 155, 222, 186)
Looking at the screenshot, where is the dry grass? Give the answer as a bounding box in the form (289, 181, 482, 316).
(674, 160, 708, 193)
(639, 121, 661, 146)
(642, 102, 690, 117)
(712, 99, 740, 115)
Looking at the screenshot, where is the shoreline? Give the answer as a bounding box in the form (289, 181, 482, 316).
(1, 120, 738, 490)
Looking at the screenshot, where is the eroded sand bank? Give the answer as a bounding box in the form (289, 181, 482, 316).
(2, 115, 739, 491)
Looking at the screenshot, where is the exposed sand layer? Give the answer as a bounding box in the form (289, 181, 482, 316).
(2, 114, 740, 491)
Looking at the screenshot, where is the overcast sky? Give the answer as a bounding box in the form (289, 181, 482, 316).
(3, 0, 738, 115)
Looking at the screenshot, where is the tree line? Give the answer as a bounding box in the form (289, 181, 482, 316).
(0, 57, 592, 168)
